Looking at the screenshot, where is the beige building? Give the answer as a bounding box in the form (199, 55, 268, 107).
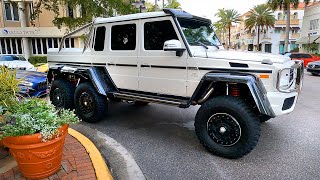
(0, 0, 85, 60)
(231, 3, 312, 54)
(298, 2, 320, 53)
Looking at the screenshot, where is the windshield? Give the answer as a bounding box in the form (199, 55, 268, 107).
(0, 55, 26, 61)
(178, 18, 221, 47)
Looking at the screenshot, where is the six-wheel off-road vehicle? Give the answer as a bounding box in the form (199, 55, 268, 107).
(47, 9, 303, 159)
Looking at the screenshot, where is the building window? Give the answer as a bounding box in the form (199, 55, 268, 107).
(310, 19, 319, 30)
(68, 6, 74, 18)
(0, 38, 23, 55)
(29, 3, 34, 18)
(31, 38, 75, 55)
(265, 44, 272, 53)
(4, 3, 19, 21)
(277, 13, 282, 20)
(144, 20, 178, 50)
(111, 24, 136, 50)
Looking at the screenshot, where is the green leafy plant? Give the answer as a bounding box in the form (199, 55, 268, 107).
(29, 56, 48, 66)
(0, 98, 80, 141)
(0, 66, 20, 109)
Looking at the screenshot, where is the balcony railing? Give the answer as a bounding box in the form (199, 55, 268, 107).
(280, 33, 301, 39)
(275, 19, 300, 26)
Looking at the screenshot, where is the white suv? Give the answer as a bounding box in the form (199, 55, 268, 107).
(47, 9, 303, 159)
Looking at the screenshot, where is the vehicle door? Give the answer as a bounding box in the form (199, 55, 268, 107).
(138, 17, 188, 97)
(105, 21, 139, 90)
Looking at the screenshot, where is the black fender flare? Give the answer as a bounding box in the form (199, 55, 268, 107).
(191, 72, 275, 117)
(47, 65, 117, 96)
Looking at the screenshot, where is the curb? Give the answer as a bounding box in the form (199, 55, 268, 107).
(68, 128, 113, 180)
(70, 124, 146, 180)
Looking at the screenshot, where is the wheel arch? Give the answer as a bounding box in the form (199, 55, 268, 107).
(47, 65, 117, 96)
(191, 72, 275, 118)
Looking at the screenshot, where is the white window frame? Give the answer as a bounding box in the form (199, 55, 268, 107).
(4, 2, 20, 21)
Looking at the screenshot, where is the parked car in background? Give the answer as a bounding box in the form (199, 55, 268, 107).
(36, 63, 49, 73)
(0, 55, 35, 71)
(287, 53, 320, 67)
(306, 61, 320, 76)
(16, 70, 48, 97)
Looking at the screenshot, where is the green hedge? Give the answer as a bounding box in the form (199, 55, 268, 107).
(29, 56, 47, 66)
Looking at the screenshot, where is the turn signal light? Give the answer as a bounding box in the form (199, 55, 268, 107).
(259, 74, 270, 79)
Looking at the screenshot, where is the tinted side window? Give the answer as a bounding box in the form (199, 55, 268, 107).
(300, 54, 312, 58)
(111, 24, 136, 50)
(290, 54, 299, 58)
(94, 26, 106, 51)
(144, 20, 179, 50)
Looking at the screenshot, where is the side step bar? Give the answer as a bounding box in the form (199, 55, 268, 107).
(113, 92, 188, 107)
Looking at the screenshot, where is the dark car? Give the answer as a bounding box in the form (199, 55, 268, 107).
(16, 70, 48, 97)
(306, 61, 320, 76)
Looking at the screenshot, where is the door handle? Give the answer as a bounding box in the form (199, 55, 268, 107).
(107, 63, 115, 66)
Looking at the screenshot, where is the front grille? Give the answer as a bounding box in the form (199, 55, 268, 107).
(289, 68, 294, 83)
(308, 64, 320, 68)
(37, 81, 48, 90)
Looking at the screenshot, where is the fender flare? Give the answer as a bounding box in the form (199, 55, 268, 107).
(47, 65, 117, 96)
(191, 72, 275, 117)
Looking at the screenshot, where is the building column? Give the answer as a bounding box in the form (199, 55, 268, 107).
(18, 1, 31, 60)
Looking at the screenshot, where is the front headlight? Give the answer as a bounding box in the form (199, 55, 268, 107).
(20, 81, 33, 87)
(278, 68, 295, 91)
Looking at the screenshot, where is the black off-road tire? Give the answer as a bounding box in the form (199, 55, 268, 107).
(134, 101, 149, 106)
(194, 96, 261, 159)
(50, 79, 75, 109)
(74, 82, 108, 123)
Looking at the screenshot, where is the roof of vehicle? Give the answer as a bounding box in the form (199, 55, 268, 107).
(95, 9, 211, 25)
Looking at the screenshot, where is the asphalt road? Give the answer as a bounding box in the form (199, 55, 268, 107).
(82, 72, 320, 180)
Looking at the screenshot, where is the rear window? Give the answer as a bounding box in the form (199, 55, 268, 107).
(290, 54, 312, 58)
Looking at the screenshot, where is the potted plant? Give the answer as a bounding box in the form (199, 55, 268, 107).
(0, 98, 80, 179)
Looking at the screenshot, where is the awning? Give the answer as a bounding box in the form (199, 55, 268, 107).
(297, 35, 320, 44)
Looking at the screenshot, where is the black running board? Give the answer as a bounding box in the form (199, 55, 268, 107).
(113, 92, 189, 108)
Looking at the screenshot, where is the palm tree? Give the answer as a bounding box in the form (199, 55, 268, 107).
(245, 4, 276, 51)
(215, 9, 241, 47)
(213, 21, 226, 45)
(165, 0, 182, 9)
(267, 0, 311, 53)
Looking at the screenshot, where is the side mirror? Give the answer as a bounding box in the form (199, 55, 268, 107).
(163, 40, 186, 57)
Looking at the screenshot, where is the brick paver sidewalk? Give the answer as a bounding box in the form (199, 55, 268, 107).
(0, 135, 97, 180)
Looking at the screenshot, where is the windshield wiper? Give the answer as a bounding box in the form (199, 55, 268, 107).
(195, 41, 209, 50)
(195, 41, 220, 50)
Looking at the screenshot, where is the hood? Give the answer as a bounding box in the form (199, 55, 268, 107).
(16, 70, 47, 83)
(308, 61, 320, 65)
(192, 50, 291, 64)
(1, 61, 35, 70)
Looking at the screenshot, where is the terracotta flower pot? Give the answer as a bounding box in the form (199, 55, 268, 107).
(3, 124, 69, 179)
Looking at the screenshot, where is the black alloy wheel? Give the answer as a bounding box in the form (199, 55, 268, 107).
(207, 113, 241, 146)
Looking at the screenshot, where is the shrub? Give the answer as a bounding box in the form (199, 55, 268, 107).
(29, 56, 47, 66)
(0, 66, 20, 108)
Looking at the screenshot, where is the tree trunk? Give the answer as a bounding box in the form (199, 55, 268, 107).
(257, 26, 260, 51)
(228, 25, 231, 48)
(285, 7, 290, 53)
